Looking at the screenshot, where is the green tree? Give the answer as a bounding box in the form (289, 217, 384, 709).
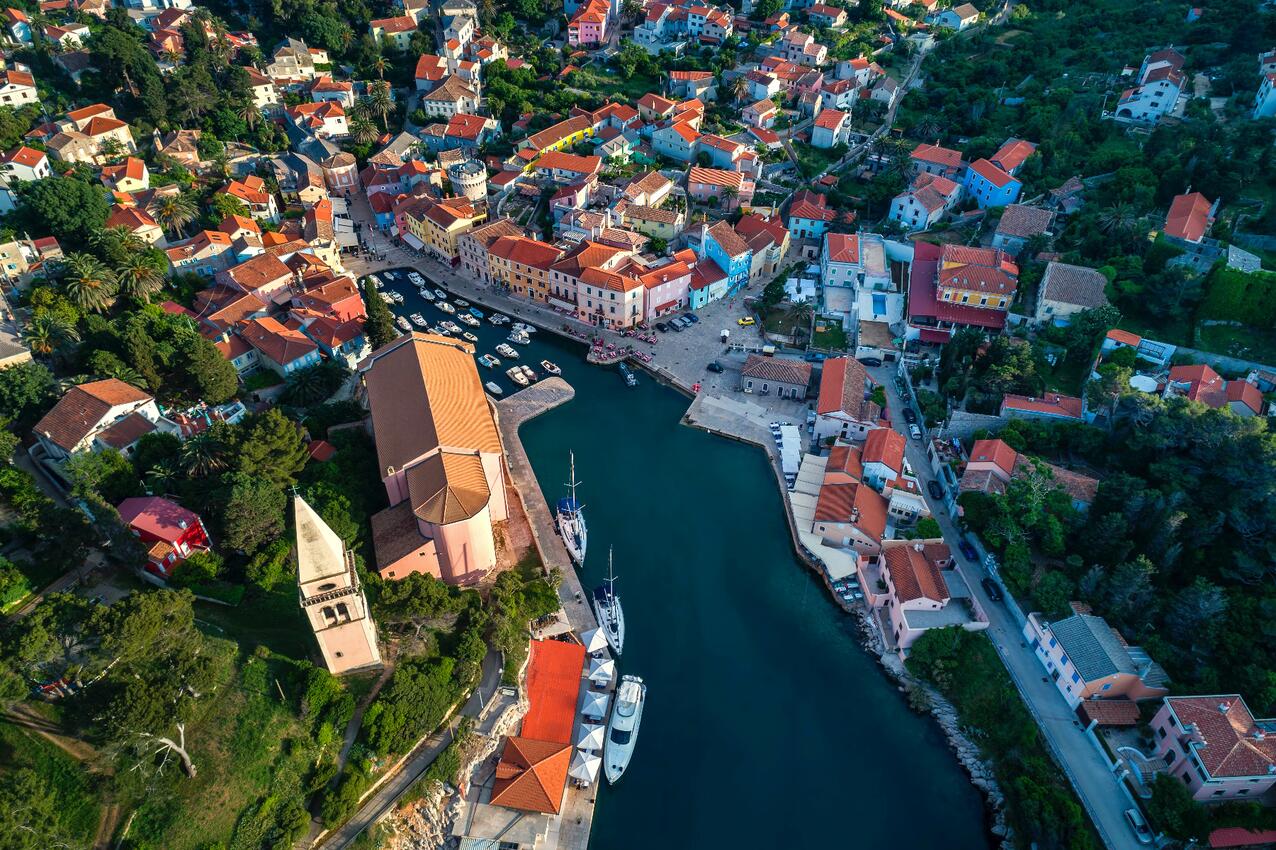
(245, 538, 294, 591)
(362, 279, 397, 348)
(23, 313, 80, 360)
(220, 471, 286, 554)
(237, 408, 308, 489)
(12, 176, 110, 243)
(59, 253, 119, 314)
(150, 192, 199, 239)
(64, 448, 140, 504)
(0, 362, 55, 426)
(170, 550, 223, 587)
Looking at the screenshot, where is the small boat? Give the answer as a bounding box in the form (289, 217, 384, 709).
(410, 312, 427, 327)
(408, 271, 424, 285)
(462, 331, 479, 343)
(508, 329, 531, 345)
(477, 353, 501, 369)
(495, 343, 519, 359)
(507, 366, 529, 387)
(618, 362, 638, 387)
(488, 313, 510, 325)
(455, 297, 471, 308)
(540, 360, 562, 376)
(520, 365, 538, 382)
(419, 288, 435, 302)
(593, 549, 625, 655)
(556, 452, 587, 565)
(484, 381, 503, 396)
(395, 316, 411, 331)
(458, 313, 480, 327)
(384, 290, 403, 303)
(512, 322, 537, 335)
(430, 324, 451, 336)
(604, 674, 645, 784)
(433, 288, 448, 301)
(468, 307, 485, 319)
(437, 301, 456, 314)
(441, 320, 460, 333)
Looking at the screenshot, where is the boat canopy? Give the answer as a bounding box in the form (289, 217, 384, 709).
(575, 723, 605, 751)
(580, 628, 609, 654)
(557, 496, 582, 514)
(569, 749, 601, 783)
(581, 689, 610, 719)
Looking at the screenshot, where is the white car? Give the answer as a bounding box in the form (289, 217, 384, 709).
(908, 424, 922, 440)
(1124, 808, 1153, 845)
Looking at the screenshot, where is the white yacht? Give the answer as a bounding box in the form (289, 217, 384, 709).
(395, 315, 411, 331)
(512, 321, 537, 335)
(604, 674, 646, 784)
(508, 329, 531, 345)
(555, 453, 587, 565)
(409, 312, 427, 327)
(592, 550, 624, 655)
(495, 343, 519, 360)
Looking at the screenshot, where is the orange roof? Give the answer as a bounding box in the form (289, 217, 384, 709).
(968, 438, 1018, 476)
(814, 108, 847, 129)
(861, 428, 905, 473)
(967, 158, 1016, 189)
(535, 150, 601, 175)
(636, 92, 675, 113)
(370, 14, 416, 33)
(991, 137, 1036, 173)
(489, 235, 562, 269)
(1106, 328, 1141, 347)
(65, 103, 111, 123)
(84, 115, 128, 137)
(1165, 191, 1213, 242)
(1001, 392, 1083, 419)
(0, 69, 34, 87)
(884, 542, 951, 603)
(489, 737, 571, 814)
(0, 145, 44, 167)
(34, 379, 152, 451)
(688, 166, 741, 189)
(520, 639, 585, 744)
(1163, 696, 1276, 779)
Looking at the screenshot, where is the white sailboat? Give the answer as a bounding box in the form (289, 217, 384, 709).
(592, 549, 624, 656)
(556, 453, 588, 566)
(604, 674, 646, 784)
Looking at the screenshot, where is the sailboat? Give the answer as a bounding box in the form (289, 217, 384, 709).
(592, 549, 625, 656)
(556, 453, 588, 566)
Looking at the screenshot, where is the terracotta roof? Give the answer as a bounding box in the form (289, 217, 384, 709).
(489, 737, 571, 814)
(239, 316, 317, 366)
(0, 69, 34, 88)
(117, 496, 201, 542)
(884, 542, 951, 603)
(862, 427, 905, 473)
(705, 219, 749, 257)
(996, 204, 1054, 239)
(1000, 392, 1083, 419)
(637, 92, 675, 113)
(521, 639, 586, 743)
(34, 379, 151, 451)
(967, 158, 1016, 189)
(1040, 261, 1108, 309)
(225, 253, 292, 291)
(1225, 380, 1264, 414)
(0, 145, 44, 167)
(735, 214, 788, 251)
(1075, 699, 1141, 727)
(1165, 191, 1213, 243)
(741, 353, 811, 385)
(825, 232, 859, 264)
(96, 411, 156, 449)
(910, 143, 963, 169)
(814, 480, 888, 540)
(489, 235, 562, 269)
(1164, 696, 1276, 779)
(816, 357, 879, 421)
(405, 449, 490, 524)
(1106, 328, 1141, 347)
(968, 438, 1017, 476)
(361, 333, 501, 479)
(370, 14, 417, 32)
(825, 444, 863, 480)
(535, 150, 601, 175)
(990, 137, 1036, 172)
(814, 108, 847, 130)
(1210, 828, 1276, 849)
(688, 166, 741, 190)
(938, 243, 1018, 295)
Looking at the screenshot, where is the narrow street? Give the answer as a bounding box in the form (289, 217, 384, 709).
(871, 365, 1145, 850)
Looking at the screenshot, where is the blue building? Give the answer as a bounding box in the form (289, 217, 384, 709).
(963, 159, 1022, 208)
(699, 221, 752, 296)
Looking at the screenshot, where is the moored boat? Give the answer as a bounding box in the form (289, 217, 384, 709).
(468, 307, 485, 319)
(540, 360, 562, 376)
(477, 353, 500, 369)
(441, 320, 461, 333)
(495, 343, 519, 359)
(520, 364, 538, 382)
(430, 324, 451, 336)
(512, 321, 537, 334)
(592, 549, 624, 655)
(410, 312, 427, 327)
(462, 331, 478, 343)
(506, 366, 529, 387)
(484, 381, 503, 396)
(604, 674, 645, 784)
(458, 313, 480, 327)
(395, 316, 411, 331)
(618, 362, 638, 387)
(555, 452, 587, 565)
(437, 301, 456, 314)
(432, 288, 447, 301)
(488, 313, 510, 325)
(508, 329, 531, 345)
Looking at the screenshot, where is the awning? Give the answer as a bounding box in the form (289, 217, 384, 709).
(918, 327, 951, 344)
(588, 657, 615, 686)
(575, 723, 605, 751)
(655, 299, 678, 313)
(569, 749, 601, 783)
(580, 628, 609, 654)
(401, 232, 425, 250)
(581, 689, 610, 719)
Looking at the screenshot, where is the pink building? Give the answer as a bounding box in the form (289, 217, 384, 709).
(880, 540, 988, 655)
(363, 333, 508, 586)
(636, 257, 692, 322)
(567, 0, 609, 45)
(1150, 696, 1276, 801)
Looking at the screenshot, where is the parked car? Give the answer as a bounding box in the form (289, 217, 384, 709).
(1124, 809, 1153, 845)
(737, 317, 755, 326)
(858, 356, 883, 367)
(684, 313, 700, 324)
(958, 539, 979, 561)
(656, 322, 669, 333)
(926, 480, 944, 500)
(670, 318, 686, 331)
(902, 408, 918, 424)
(908, 423, 922, 440)
(980, 577, 1004, 603)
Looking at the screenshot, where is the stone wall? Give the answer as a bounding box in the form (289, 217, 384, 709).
(936, 410, 1008, 443)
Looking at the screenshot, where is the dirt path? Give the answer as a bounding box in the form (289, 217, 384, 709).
(93, 803, 122, 850)
(4, 704, 101, 765)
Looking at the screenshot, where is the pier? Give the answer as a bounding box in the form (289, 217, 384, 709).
(494, 377, 608, 850)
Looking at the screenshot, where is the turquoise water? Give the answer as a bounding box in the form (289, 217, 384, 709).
(379, 272, 990, 850)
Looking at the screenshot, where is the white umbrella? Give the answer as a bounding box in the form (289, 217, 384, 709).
(581, 689, 610, 719)
(580, 628, 609, 654)
(569, 749, 601, 783)
(575, 723, 605, 751)
(588, 657, 615, 686)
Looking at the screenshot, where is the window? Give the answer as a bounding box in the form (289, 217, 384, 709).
(1158, 726, 1167, 739)
(1165, 749, 1175, 763)
(1070, 672, 1080, 683)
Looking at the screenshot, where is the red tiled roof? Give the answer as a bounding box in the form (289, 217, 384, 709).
(862, 427, 905, 473)
(535, 150, 601, 175)
(490, 737, 571, 814)
(1225, 380, 1263, 414)
(1165, 696, 1276, 779)
(1106, 328, 1141, 347)
(520, 639, 585, 744)
(884, 542, 951, 603)
(814, 109, 847, 130)
(990, 137, 1036, 173)
(1165, 191, 1213, 243)
(910, 143, 962, 169)
(967, 158, 1016, 189)
(741, 353, 811, 385)
(0, 145, 44, 167)
(117, 496, 201, 543)
(1000, 392, 1083, 419)
(825, 233, 859, 264)
(968, 438, 1017, 476)
(1210, 828, 1276, 849)
(33, 379, 152, 451)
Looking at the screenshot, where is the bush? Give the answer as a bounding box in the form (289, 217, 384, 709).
(320, 766, 372, 828)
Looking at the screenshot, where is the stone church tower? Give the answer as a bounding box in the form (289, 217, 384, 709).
(294, 495, 382, 675)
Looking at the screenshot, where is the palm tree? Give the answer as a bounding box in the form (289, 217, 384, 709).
(349, 98, 373, 124)
(145, 459, 180, 496)
(24, 313, 79, 358)
(722, 185, 739, 209)
(1097, 203, 1138, 236)
(239, 102, 262, 133)
(372, 55, 388, 80)
(731, 74, 748, 104)
(368, 82, 393, 131)
(180, 432, 226, 477)
(150, 193, 198, 239)
(116, 253, 166, 303)
(349, 115, 378, 145)
(90, 226, 148, 266)
(60, 253, 118, 314)
(284, 364, 330, 406)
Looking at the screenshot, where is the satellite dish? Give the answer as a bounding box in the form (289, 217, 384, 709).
(1129, 374, 1158, 393)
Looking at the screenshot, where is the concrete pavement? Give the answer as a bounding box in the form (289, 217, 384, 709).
(874, 366, 1144, 850)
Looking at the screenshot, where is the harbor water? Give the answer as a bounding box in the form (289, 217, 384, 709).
(377, 270, 991, 850)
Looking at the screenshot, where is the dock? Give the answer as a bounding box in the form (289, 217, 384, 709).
(494, 378, 608, 850)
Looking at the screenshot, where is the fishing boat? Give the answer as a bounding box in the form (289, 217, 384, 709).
(455, 297, 471, 308)
(384, 290, 403, 304)
(408, 271, 424, 286)
(520, 365, 538, 383)
(420, 288, 436, 302)
(506, 366, 529, 387)
(395, 316, 411, 331)
(512, 322, 537, 335)
(540, 360, 562, 376)
(508, 329, 531, 345)
(593, 549, 624, 655)
(432, 288, 448, 301)
(604, 674, 645, 784)
(461, 331, 479, 343)
(484, 381, 503, 396)
(555, 452, 587, 565)
(430, 325, 451, 336)
(488, 313, 510, 326)
(618, 362, 638, 387)
(409, 312, 427, 327)
(477, 353, 501, 369)
(441, 320, 461, 333)
(458, 313, 480, 327)
(468, 307, 485, 319)
(437, 301, 456, 314)
(495, 343, 519, 359)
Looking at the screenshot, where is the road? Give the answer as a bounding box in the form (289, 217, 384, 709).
(313, 649, 503, 850)
(872, 365, 1144, 850)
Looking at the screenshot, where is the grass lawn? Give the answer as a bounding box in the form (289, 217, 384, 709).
(1195, 323, 1276, 367)
(811, 321, 848, 351)
(567, 66, 661, 101)
(195, 586, 312, 660)
(762, 305, 811, 342)
(792, 143, 842, 178)
(0, 722, 101, 845)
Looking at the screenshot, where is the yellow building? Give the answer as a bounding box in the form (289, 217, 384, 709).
(400, 196, 485, 263)
(936, 243, 1018, 310)
(486, 235, 563, 302)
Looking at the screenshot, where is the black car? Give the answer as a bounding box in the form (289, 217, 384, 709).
(926, 480, 944, 500)
(980, 577, 1004, 602)
(707, 361, 724, 373)
(684, 313, 700, 324)
(902, 408, 918, 424)
(858, 357, 883, 367)
(655, 322, 669, 332)
(959, 540, 979, 561)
